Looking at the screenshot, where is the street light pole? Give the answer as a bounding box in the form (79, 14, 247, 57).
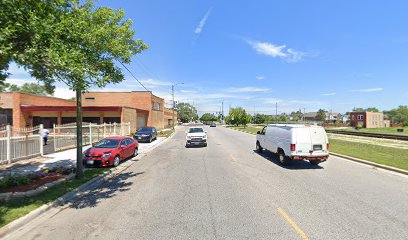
(171, 82, 184, 130)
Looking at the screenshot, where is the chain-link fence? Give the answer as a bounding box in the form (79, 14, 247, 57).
(53, 122, 131, 152)
(0, 125, 44, 164)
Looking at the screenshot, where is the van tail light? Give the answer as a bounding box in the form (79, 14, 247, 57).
(290, 144, 296, 151)
(327, 143, 330, 150)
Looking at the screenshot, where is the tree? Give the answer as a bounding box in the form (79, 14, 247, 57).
(1, 0, 148, 178)
(385, 105, 408, 126)
(366, 107, 379, 112)
(200, 113, 218, 122)
(0, 82, 49, 95)
(252, 113, 267, 124)
(352, 107, 365, 112)
(176, 102, 198, 123)
(228, 107, 251, 126)
(315, 109, 327, 122)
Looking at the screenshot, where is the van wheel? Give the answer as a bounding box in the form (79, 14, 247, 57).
(256, 141, 263, 153)
(310, 160, 320, 165)
(278, 151, 291, 166)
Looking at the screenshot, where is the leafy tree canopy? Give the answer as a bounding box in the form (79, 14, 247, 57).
(200, 113, 218, 122)
(0, 82, 49, 95)
(176, 102, 198, 123)
(385, 105, 408, 126)
(227, 107, 251, 126)
(315, 109, 327, 122)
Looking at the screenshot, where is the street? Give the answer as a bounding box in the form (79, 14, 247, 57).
(6, 125, 408, 240)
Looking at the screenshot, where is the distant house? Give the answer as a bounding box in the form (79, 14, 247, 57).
(350, 111, 384, 128)
(303, 111, 340, 123)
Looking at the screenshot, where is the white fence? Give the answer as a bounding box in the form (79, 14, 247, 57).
(0, 125, 44, 165)
(53, 122, 131, 151)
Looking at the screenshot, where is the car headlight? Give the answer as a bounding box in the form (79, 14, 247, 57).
(203, 135, 207, 139)
(186, 136, 191, 140)
(102, 153, 111, 159)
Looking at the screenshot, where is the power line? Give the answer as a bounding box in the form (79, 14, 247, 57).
(118, 61, 150, 91)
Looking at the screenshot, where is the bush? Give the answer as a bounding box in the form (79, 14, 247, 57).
(0, 175, 30, 189)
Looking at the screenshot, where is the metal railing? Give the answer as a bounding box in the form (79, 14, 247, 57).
(53, 122, 131, 151)
(0, 125, 44, 165)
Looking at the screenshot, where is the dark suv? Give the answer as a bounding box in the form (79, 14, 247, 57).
(134, 127, 157, 143)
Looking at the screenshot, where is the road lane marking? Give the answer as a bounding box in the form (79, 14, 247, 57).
(229, 154, 237, 161)
(277, 207, 309, 240)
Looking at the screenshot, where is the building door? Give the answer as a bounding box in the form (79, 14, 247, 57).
(137, 116, 146, 129)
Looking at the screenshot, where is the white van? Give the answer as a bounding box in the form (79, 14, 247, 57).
(255, 124, 329, 165)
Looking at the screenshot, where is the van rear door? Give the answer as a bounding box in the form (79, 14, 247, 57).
(294, 127, 327, 154)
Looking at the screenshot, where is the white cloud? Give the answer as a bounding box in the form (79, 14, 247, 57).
(246, 40, 305, 63)
(255, 76, 265, 80)
(194, 8, 212, 34)
(350, 88, 383, 92)
(54, 87, 75, 99)
(4, 77, 37, 85)
(226, 87, 269, 93)
(322, 92, 336, 96)
(263, 98, 282, 104)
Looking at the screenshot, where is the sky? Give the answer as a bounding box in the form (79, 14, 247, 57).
(5, 0, 408, 115)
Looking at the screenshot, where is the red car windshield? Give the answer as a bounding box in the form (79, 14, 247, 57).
(94, 139, 120, 148)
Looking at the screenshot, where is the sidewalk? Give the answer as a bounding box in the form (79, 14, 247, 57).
(0, 137, 167, 177)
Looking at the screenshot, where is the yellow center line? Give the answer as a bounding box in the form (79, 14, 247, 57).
(277, 207, 309, 240)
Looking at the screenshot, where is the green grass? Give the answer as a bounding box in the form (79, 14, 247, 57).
(0, 169, 105, 228)
(158, 130, 174, 138)
(328, 127, 408, 136)
(329, 138, 408, 170)
(227, 125, 264, 135)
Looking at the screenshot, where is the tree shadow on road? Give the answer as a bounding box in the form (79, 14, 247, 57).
(253, 150, 324, 170)
(68, 171, 144, 209)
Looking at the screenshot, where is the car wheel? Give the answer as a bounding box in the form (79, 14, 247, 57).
(278, 151, 291, 166)
(310, 160, 320, 165)
(256, 141, 263, 153)
(133, 148, 138, 157)
(113, 156, 120, 167)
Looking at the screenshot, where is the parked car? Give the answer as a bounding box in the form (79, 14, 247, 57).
(210, 122, 216, 127)
(83, 136, 138, 167)
(185, 127, 208, 147)
(256, 124, 329, 165)
(134, 127, 157, 143)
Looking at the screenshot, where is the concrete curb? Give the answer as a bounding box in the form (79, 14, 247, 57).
(0, 132, 176, 238)
(330, 152, 408, 176)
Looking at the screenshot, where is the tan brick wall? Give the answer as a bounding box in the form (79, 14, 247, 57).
(366, 112, 384, 128)
(121, 107, 137, 131)
(0, 93, 13, 108)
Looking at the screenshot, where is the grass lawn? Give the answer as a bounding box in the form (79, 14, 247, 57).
(227, 125, 264, 135)
(328, 127, 408, 136)
(0, 168, 105, 228)
(329, 138, 408, 171)
(158, 130, 174, 138)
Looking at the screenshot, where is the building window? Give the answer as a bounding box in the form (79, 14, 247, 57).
(85, 97, 95, 100)
(157, 103, 161, 110)
(152, 102, 155, 110)
(357, 115, 363, 120)
(0, 109, 13, 126)
(351, 115, 355, 120)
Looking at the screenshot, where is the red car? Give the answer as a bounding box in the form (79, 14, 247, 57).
(83, 136, 139, 167)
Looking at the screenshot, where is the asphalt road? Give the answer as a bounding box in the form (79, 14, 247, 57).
(5, 125, 408, 240)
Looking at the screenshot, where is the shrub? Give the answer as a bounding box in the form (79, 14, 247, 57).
(0, 174, 30, 189)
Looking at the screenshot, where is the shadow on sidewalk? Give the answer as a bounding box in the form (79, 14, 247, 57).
(68, 171, 144, 209)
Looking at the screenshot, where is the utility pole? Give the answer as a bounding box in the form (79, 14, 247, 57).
(171, 83, 184, 129)
(172, 85, 175, 130)
(275, 102, 278, 122)
(221, 100, 224, 123)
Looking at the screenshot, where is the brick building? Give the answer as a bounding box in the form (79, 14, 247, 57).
(350, 111, 384, 128)
(0, 91, 177, 130)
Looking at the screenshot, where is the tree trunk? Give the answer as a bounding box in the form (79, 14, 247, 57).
(76, 88, 84, 179)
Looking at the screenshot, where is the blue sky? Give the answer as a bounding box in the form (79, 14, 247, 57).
(6, 0, 408, 114)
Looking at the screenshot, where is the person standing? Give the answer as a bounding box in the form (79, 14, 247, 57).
(42, 128, 50, 145)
